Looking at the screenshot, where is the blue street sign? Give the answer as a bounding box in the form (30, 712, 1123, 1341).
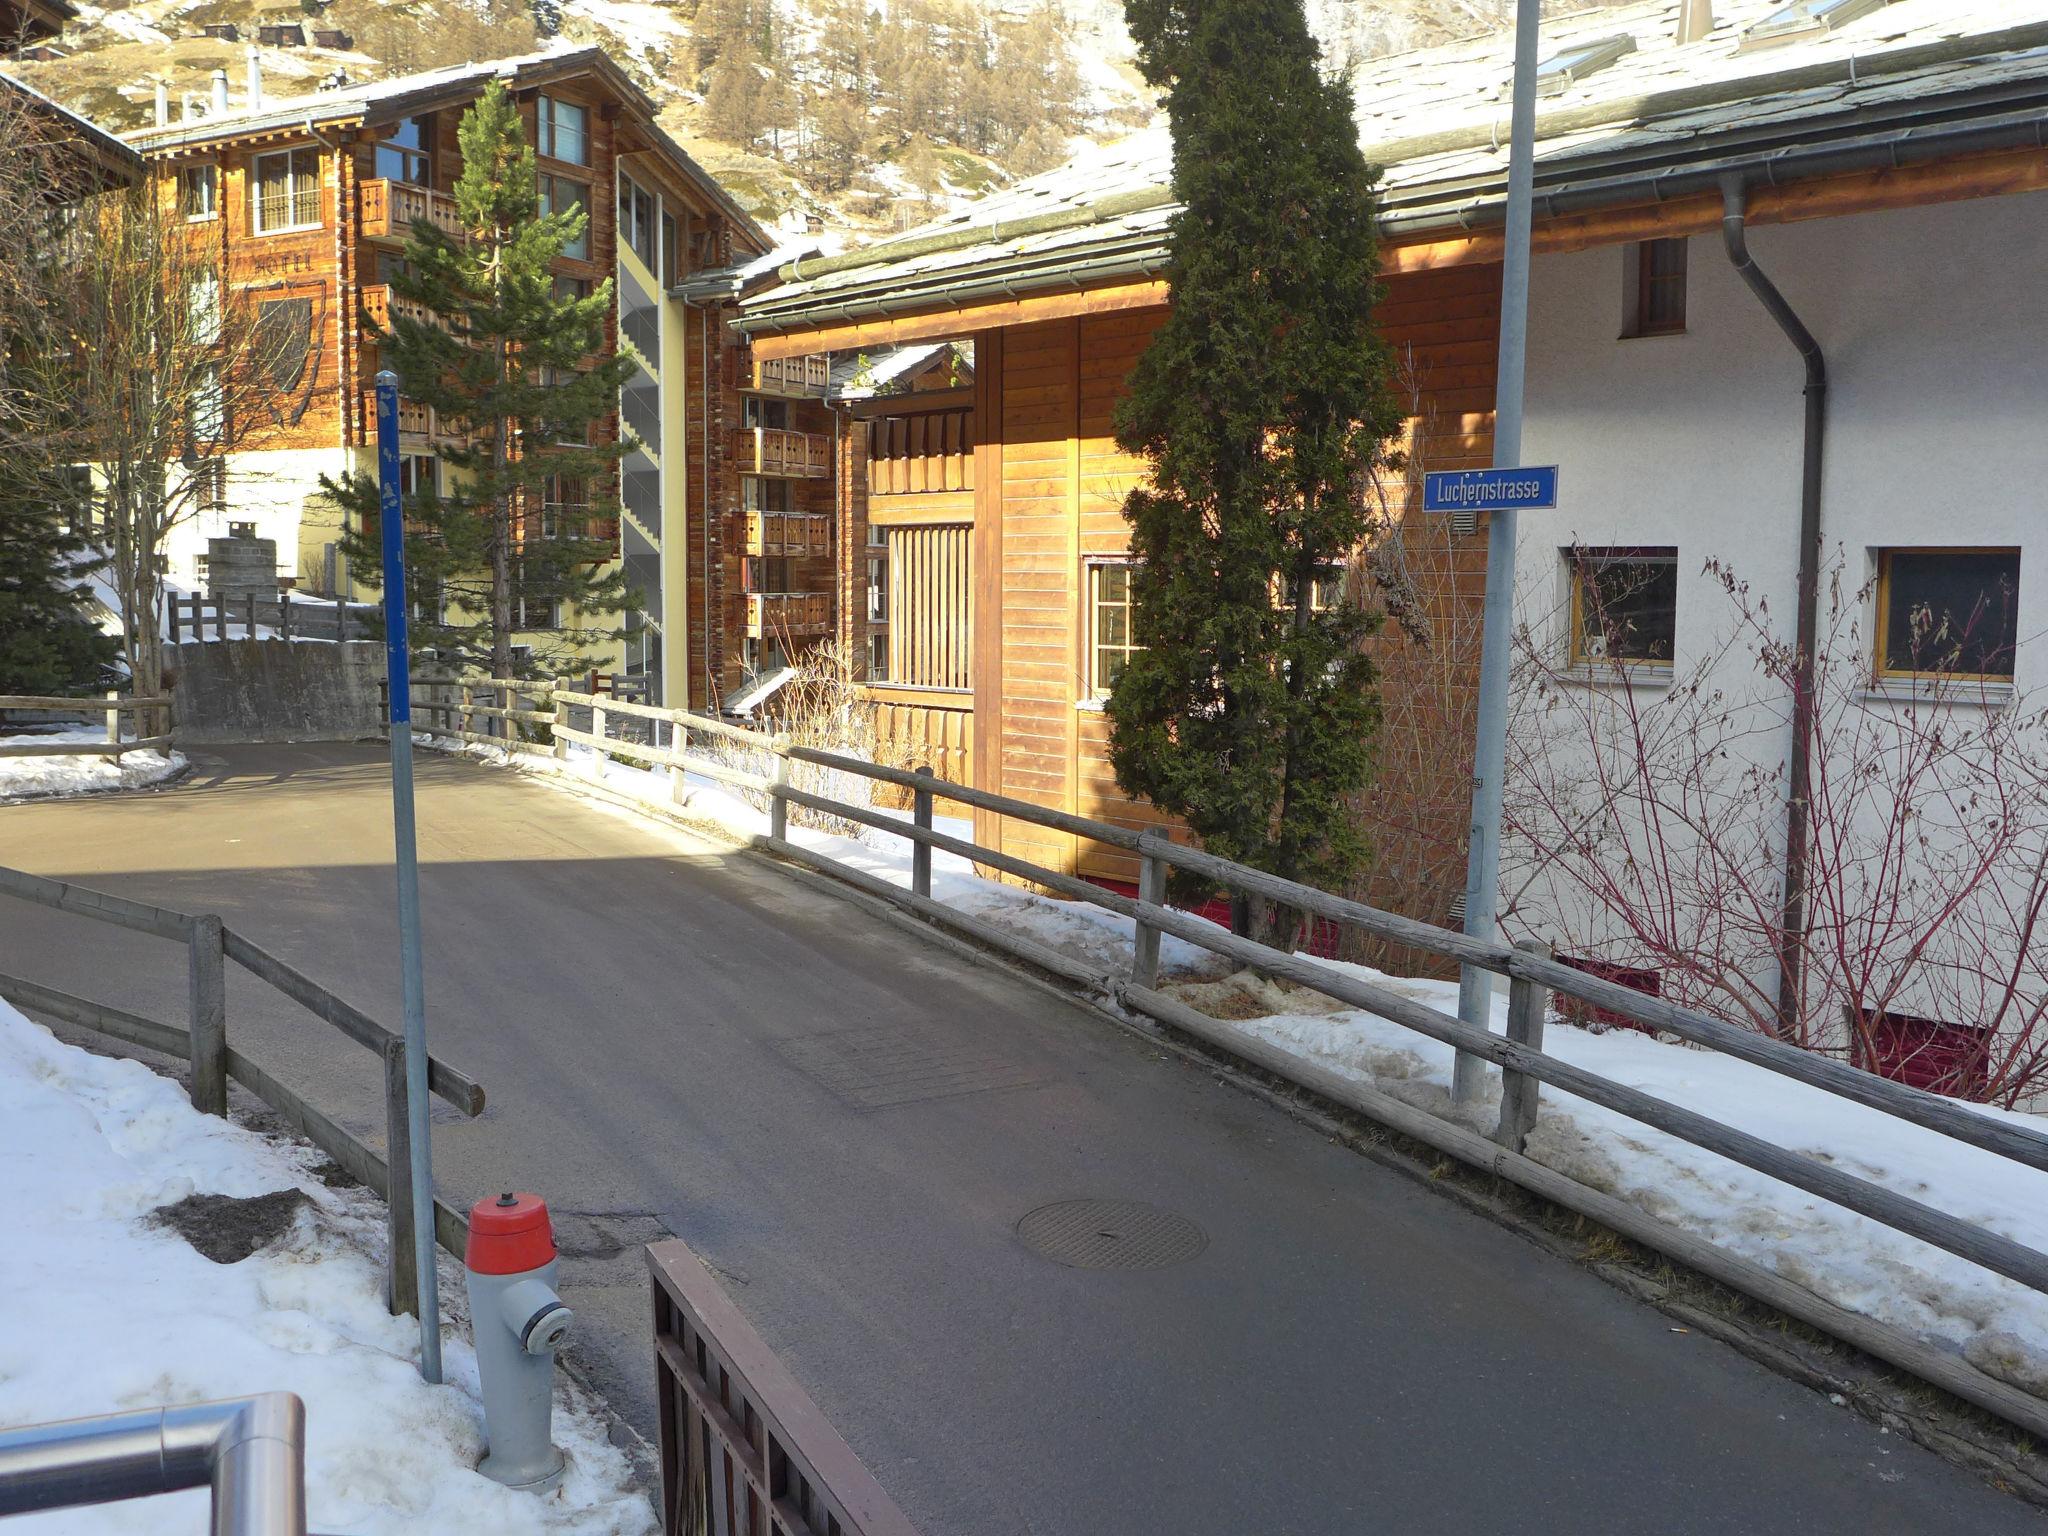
(1422, 465, 1559, 514)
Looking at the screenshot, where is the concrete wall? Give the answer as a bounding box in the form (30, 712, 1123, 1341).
(170, 640, 386, 744)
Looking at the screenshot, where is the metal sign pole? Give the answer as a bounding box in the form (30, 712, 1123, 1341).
(1452, 0, 1542, 1104)
(375, 370, 444, 1383)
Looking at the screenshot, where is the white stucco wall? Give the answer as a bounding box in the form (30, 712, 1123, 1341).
(161, 447, 353, 595)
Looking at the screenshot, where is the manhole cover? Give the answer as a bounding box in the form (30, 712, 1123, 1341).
(1015, 1199, 1207, 1271)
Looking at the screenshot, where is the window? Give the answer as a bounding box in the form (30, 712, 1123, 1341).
(187, 364, 224, 445)
(1281, 564, 1347, 614)
(1875, 548, 2021, 681)
(187, 267, 221, 346)
(187, 458, 226, 511)
(398, 455, 436, 499)
(540, 473, 589, 537)
(1088, 561, 1141, 699)
(1536, 33, 1636, 95)
(177, 164, 218, 219)
(867, 632, 890, 681)
(1740, 0, 1889, 51)
(1556, 956, 1662, 1033)
(743, 477, 791, 512)
(1855, 1008, 1989, 1098)
(886, 524, 970, 690)
(1623, 238, 1686, 337)
(743, 396, 790, 430)
(618, 173, 656, 270)
(661, 210, 678, 287)
(537, 95, 589, 165)
(1568, 547, 1677, 668)
(537, 174, 590, 261)
(867, 553, 888, 622)
(512, 572, 560, 631)
(375, 114, 431, 187)
(251, 147, 322, 233)
(554, 275, 592, 304)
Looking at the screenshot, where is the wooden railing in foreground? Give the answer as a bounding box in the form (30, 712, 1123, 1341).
(0, 694, 173, 759)
(649, 1238, 921, 1536)
(408, 677, 2048, 1440)
(0, 865, 484, 1316)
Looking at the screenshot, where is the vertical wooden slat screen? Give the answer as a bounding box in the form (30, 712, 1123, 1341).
(886, 524, 972, 690)
(865, 407, 976, 499)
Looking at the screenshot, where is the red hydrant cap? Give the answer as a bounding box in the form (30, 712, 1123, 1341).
(465, 1191, 557, 1275)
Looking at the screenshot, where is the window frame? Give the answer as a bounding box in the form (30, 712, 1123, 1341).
(617, 172, 657, 271)
(537, 173, 592, 262)
(1566, 546, 1679, 671)
(375, 114, 432, 188)
(1622, 237, 1687, 339)
(1872, 545, 2023, 683)
(250, 146, 324, 235)
(1086, 558, 1142, 703)
(536, 95, 590, 167)
(178, 163, 219, 221)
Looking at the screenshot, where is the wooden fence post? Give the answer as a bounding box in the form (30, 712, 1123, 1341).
(336, 595, 348, 643)
(1495, 939, 1553, 1154)
(104, 689, 119, 748)
(187, 914, 227, 1117)
(213, 598, 227, 643)
(383, 1036, 420, 1318)
(770, 740, 790, 842)
(1131, 835, 1168, 990)
(245, 592, 258, 641)
(912, 767, 934, 899)
(588, 700, 606, 778)
(551, 684, 569, 760)
(278, 596, 292, 643)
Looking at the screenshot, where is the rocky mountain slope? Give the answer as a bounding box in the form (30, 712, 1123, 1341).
(8, 0, 1552, 247)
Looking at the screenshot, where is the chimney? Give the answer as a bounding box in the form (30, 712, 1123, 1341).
(210, 68, 230, 116)
(1677, 0, 1714, 45)
(246, 46, 262, 108)
(153, 79, 169, 126)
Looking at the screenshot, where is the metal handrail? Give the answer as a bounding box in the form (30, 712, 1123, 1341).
(0, 1393, 306, 1534)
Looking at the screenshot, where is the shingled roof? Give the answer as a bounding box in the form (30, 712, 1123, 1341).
(740, 0, 2048, 334)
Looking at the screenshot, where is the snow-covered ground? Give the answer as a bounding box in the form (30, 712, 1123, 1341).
(0, 995, 656, 1535)
(0, 727, 185, 800)
(441, 730, 2048, 1405)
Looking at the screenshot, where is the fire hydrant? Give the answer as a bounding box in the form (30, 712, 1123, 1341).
(465, 1191, 574, 1490)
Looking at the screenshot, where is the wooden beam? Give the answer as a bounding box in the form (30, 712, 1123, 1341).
(748, 280, 1170, 359)
(868, 491, 975, 526)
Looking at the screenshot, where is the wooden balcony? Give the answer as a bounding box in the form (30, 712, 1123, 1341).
(535, 503, 620, 560)
(359, 178, 465, 243)
(744, 510, 831, 557)
(750, 354, 830, 397)
(745, 591, 831, 638)
(358, 282, 439, 335)
(359, 389, 476, 443)
(736, 426, 831, 478)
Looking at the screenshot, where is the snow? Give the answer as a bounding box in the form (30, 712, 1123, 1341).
(0, 995, 656, 1535)
(0, 727, 185, 800)
(437, 729, 2048, 1406)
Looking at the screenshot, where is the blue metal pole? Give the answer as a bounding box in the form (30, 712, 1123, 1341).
(1452, 0, 1542, 1104)
(375, 370, 443, 1383)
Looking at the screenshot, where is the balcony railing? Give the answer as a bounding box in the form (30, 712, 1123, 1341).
(750, 354, 831, 397)
(535, 502, 620, 558)
(358, 283, 440, 335)
(746, 591, 831, 637)
(744, 510, 831, 557)
(736, 426, 831, 479)
(360, 387, 433, 438)
(359, 178, 465, 243)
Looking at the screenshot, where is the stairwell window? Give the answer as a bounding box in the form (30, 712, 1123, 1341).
(1875, 547, 2021, 682)
(1567, 547, 1677, 669)
(618, 173, 656, 270)
(1087, 560, 1142, 701)
(1622, 238, 1687, 337)
(251, 147, 322, 233)
(537, 95, 589, 166)
(538, 174, 590, 261)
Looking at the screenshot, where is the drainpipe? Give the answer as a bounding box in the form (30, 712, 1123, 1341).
(1719, 175, 1826, 1041)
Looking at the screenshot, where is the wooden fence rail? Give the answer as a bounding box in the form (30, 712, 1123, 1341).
(0, 694, 174, 760)
(397, 673, 2048, 1441)
(0, 864, 484, 1317)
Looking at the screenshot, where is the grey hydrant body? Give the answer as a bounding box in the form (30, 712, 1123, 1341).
(464, 1193, 574, 1490)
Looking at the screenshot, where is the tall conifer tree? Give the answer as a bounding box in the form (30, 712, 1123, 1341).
(327, 81, 633, 678)
(0, 481, 116, 696)
(1108, 0, 1403, 919)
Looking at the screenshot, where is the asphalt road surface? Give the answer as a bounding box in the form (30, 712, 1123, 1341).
(3, 743, 2040, 1534)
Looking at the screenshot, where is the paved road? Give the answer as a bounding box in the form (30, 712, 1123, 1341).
(3, 743, 2040, 1534)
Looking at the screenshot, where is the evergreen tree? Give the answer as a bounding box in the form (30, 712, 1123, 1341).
(1107, 0, 1403, 925)
(325, 81, 633, 679)
(0, 478, 116, 696)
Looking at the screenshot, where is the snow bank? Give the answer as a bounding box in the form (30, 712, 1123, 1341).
(0, 997, 655, 1535)
(0, 728, 185, 800)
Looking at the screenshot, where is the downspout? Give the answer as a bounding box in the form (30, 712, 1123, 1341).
(1719, 175, 1826, 1041)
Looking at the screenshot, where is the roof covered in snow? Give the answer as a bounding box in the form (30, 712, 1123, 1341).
(742, 0, 2048, 333)
(1, 69, 142, 180)
(828, 341, 970, 399)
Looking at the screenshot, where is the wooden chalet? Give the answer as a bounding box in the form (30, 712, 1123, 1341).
(738, 0, 2048, 900)
(122, 44, 813, 700)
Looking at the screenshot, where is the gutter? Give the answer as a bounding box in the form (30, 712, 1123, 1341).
(1718, 175, 1825, 1043)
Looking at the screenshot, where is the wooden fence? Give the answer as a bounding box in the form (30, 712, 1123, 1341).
(0, 865, 484, 1316)
(649, 1238, 920, 1536)
(169, 593, 376, 645)
(402, 675, 2048, 1442)
(0, 694, 173, 760)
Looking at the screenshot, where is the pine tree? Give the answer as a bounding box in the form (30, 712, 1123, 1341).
(0, 478, 116, 696)
(325, 81, 633, 679)
(1107, 0, 1404, 926)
